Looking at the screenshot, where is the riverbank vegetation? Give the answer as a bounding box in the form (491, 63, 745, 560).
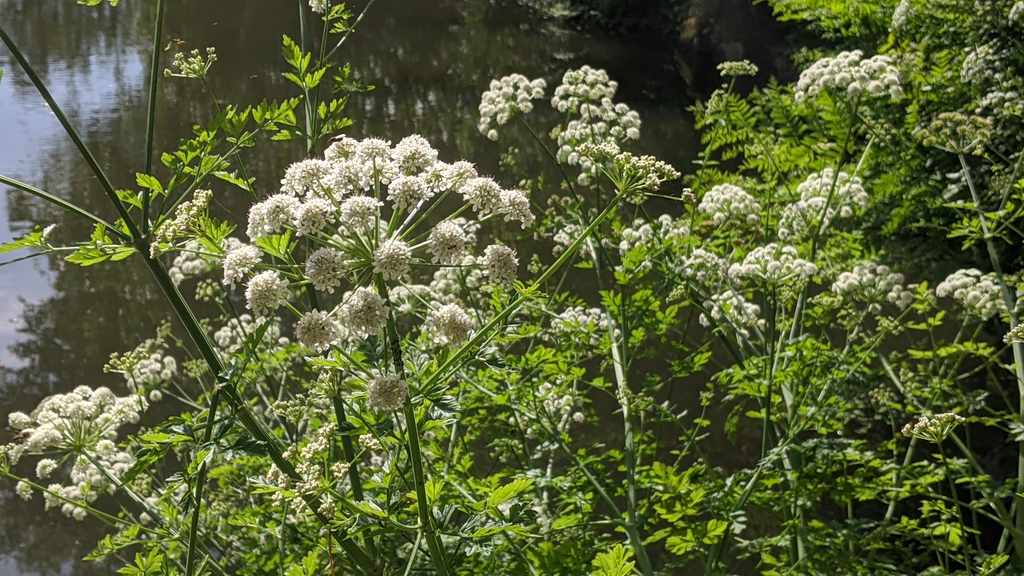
(2, 0, 1024, 574)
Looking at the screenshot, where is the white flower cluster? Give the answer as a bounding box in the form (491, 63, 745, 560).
(424, 303, 475, 346)
(961, 43, 1006, 85)
(367, 375, 408, 412)
(779, 169, 868, 240)
(680, 248, 729, 291)
(794, 50, 903, 102)
(550, 306, 613, 347)
(698, 184, 761, 228)
(901, 412, 964, 443)
(699, 289, 763, 339)
(481, 244, 518, 284)
(832, 262, 914, 311)
(169, 239, 215, 285)
(309, 0, 327, 13)
(338, 287, 388, 339)
(212, 314, 286, 355)
(550, 66, 642, 185)
(728, 243, 817, 287)
(616, 215, 689, 273)
(891, 0, 911, 31)
(3, 386, 146, 520)
(478, 74, 547, 141)
(536, 382, 584, 429)
(935, 268, 1006, 320)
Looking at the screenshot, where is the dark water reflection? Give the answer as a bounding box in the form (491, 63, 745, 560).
(0, 0, 770, 572)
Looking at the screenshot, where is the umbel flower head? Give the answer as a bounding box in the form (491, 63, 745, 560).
(1006, 323, 1024, 344)
(917, 112, 992, 155)
(902, 413, 965, 443)
(478, 73, 547, 141)
(367, 375, 408, 412)
(794, 50, 902, 103)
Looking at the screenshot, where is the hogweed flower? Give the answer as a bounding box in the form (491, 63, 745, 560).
(918, 112, 992, 155)
(296, 310, 337, 353)
(481, 244, 518, 284)
(373, 238, 413, 281)
(577, 142, 679, 202)
(339, 287, 388, 338)
(717, 60, 758, 78)
(779, 169, 868, 240)
(305, 247, 347, 293)
(478, 73, 547, 141)
(935, 268, 1006, 320)
(153, 188, 212, 250)
(728, 243, 817, 287)
(795, 50, 902, 103)
(164, 47, 217, 80)
(698, 184, 761, 228)
(832, 262, 913, 311)
(367, 375, 408, 412)
(1006, 323, 1024, 344)
(700, 289, 763, 339)
(425, 303, 475, 346)
(245, 270, 291, 315)
(550, 66, 642, 185)
(222, 242, 263, 287)
(901, 413, 965, 443)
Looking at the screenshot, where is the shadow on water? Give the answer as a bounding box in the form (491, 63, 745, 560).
(0, 0, 783, 573)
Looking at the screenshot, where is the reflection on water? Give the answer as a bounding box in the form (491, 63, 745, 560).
(0, 0, 751, 572)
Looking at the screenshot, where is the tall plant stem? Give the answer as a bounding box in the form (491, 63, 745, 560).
(938, 442, 974, 575)
(184, 390, 222, 576)
(142, 0, 166, 236)
(517, 118, 653, 574)
(959, 153, 1024, 554)
(0, 174, 128, 241)
(377, 287, 450, 576)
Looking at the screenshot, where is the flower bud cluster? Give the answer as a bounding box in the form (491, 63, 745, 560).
(795, 50, 903, 102)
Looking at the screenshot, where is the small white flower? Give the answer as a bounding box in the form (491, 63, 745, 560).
(247, 194, 301, 239)
(425, 303, 475, 345)
(306, 247, 347, 294)
(293, 197, 335, 236)
(698, 184, 761, 227)
(429, 220, 468, 264)
(374, 239, 413, 281)
(296, 310, 337, 352)
(339, 195, 381, 233)
(8, 411, 32, 430)
(222, 243, 263, 287)
(481, 244, 518, 284)
(339, 287, 388, 338)
(35, 458, 58, 479)
(15, 480, 32, 501)
(388, 175, 429, 210)
(367, 375, 408, 412)
(245, 271, 290, 315)
(392, 134, 438, 175)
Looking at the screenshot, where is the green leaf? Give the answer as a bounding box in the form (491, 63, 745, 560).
(591, 544, 635, 576)
(486, 477, 533, 510)
(0, 226, 45, 254)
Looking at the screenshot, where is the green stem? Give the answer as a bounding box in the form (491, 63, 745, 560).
(0, 175, 128, 241)
(959, 153, 1024, 555)
(938, 442, 974, 575)
(142, 0, 166, 236)
(378, 282, 450, 576)
(184, 390, 222, 576)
